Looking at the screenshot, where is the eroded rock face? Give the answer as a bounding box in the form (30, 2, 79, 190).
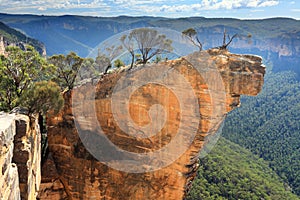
(0, 114, 20, 200)
(39, 50, 265, 200)
(13, 116, 41, 200)
(0, 36, 5, 56)
(0, 114, 41, 200)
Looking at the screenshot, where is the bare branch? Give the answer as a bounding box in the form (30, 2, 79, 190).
(219, 29, 238, 50)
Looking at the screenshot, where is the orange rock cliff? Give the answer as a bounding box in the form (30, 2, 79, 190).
(38, 49, 265, 200)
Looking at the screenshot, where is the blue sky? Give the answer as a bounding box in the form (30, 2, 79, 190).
(0, 0, 299, 19)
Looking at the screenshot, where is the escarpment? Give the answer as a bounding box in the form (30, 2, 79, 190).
(39, 49, 265, 200)
(0, 113, 41, 200)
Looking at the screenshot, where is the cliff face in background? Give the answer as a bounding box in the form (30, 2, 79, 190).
(0, 113, 41, 200)
(39, 49, 265, 200)
(0, 21, 46, 55)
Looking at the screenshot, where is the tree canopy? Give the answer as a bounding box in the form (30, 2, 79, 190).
(0, 45, 63, 116)
(121, 28, 173, 68)
(120, 34, 135, 69)
(222, 70, 300, 196)
(182, 28, 203, 51)
(0, 45, 49, 111)
(187, 138, 298, 200)
(95, 45, 123, 74)
(20, 81, 64, 115)
(48, 52, 84, 90)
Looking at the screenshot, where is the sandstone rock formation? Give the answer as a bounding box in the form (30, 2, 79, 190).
(0, 114, 20, 200)
(0, 113, 41, 200)
(0, 36, 5, 56)
(0, 31, 46, 57)
(39, 49, 265, 200)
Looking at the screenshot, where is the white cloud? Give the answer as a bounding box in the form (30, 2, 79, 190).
(247, 0, 261, 8)
(0, 0, 280, 16)
(250, 9, 265, 12)
(208, 0, 244, 10)
(140, 0, 279, 14)
(159, 4, 202, 13)
(38, 7, 47, 11)
(258, 0, 278, 7)
(1, 0, 108, 10)
(111, 0, 164, 7)
(203, 0, 279, 10)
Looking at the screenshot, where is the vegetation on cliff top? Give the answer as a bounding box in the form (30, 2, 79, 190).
(0, 45, 63, 114)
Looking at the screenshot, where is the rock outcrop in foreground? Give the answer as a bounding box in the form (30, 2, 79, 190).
(0, 113, 41, 200)
(39, 49, 265, 200)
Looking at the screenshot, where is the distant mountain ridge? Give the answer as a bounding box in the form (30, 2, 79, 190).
(0, 13, 299, 76)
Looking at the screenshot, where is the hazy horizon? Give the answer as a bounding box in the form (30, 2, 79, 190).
(1, 12, 300, 21)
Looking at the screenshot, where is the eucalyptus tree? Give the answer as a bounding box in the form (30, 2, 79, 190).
(0, 45, 51, 111)
(48, 52, 84, 90)
(182, 28, 203, 51)
(121, 28, 173, 69)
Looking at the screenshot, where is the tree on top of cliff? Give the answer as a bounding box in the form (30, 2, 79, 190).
(219, 29, 238, 50)
(77, 57, 97, 80)
(95, 53, 111, 74)
(120, 34, 135, 69)
(20, 80, 64, 116)
(114, 59, 125, 68)
(0, 45, 63, 117)
(96, 45, 123, 74)
(182, 28, 203, 51)
(48, 52, 84, 90)
(121, 28, 173, 68)
(0, 45, 50, 111)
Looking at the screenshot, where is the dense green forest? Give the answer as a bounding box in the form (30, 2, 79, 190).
(222, 69, 300, 196)
(187, 137, 298, 200)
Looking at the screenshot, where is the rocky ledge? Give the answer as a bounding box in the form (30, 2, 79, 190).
(0, 113, 41, 200)
(39, 49, 265, 200)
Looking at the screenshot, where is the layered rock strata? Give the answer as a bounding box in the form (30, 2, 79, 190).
(0, 114, 41, 200)
(40, 49, 265, 200)
(0, 114, 20, 200)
